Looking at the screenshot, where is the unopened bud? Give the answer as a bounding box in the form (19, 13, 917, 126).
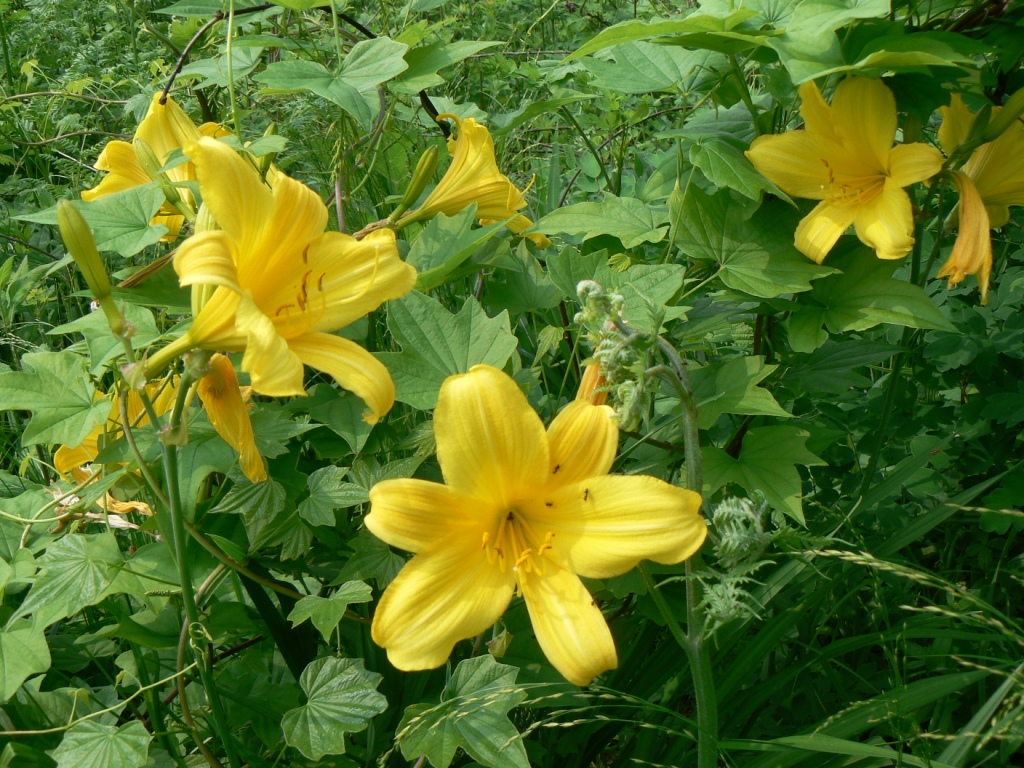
(58, 200, 124, 334)
(391, 145, 441, 223)
(258, 122, 278, 177)
(133, 137, 163, 180)
(981, 86, 1024, 144)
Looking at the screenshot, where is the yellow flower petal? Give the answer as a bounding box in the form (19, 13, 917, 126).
(189, 288, 245, 351)
(236, 294, 305, 397)
(798, 80, 837, 144)
(82, 141, 151, 201)
(938, 93, 973, 156)
(830, 77, 897, 173)
(938, 171, 992, 304)
(853, 177, 915, 259)
(889, 143, 944, 188)
(519, 563, 617, 685)
(288, 332, 396, 424)
(745, 131, 831, 200)
(434, 365, 549, 506)
(136, 94, 202, 180)
(54, 442, 97, 477)
(367, 479, 488, 553)
(174, 231, 241, 294)
(301, 229, 417, 335)
(545, 401, 617, 487)
(535, 475, 706, 579)
(371, 544, 514, 671)
(197, 353, 266, 483)
(794, 200, 859, 263)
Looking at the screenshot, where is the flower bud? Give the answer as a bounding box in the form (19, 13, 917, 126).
(981, 86, 1024, 144)
(390, 145, 440, 222)
(133, 137, 163, 180)
(58, 200, 124, 335)
(258, 122, 278, 177)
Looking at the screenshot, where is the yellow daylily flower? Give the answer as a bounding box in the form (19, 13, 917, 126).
(400, 113, 552, 248)
(937, 171, 993, 304)
(746, 77, 944, 263)
(83, 93, 223, 238)
(939, 93, 1024, 229)
(366, 365, 706, 685)
(148, 137, 417, 424)
(197, 353, 267, 483)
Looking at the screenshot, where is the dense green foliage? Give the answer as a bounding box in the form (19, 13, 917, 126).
(1, 1, 1023, 767)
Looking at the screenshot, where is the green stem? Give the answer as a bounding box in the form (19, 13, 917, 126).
(851, 343, 908, 509)
(559, 107, 615, 191)
(225, 0, 242, 139)
(0, 13, 15, 91)
(728, 53, 759, 132)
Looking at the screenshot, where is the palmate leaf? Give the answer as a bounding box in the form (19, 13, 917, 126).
(582, 43, 727, 95)
(286, 581, 372, 641)
(376, 292, 518, 410)
(50, 721, 151, 768)
(281, 657, 388, 760)
(689, 356, 791, 429)
(397, 656, 529, 768)
(531, 194, 668, 248)
(0, 350, 111, 446)
(0, 622, 51, 702)
(702, 425, 825, 524)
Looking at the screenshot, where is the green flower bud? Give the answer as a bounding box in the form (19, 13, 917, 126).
(391, 145, 441, 223)
(57, 200, 124, 336)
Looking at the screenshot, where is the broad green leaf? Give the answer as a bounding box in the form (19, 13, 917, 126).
(690, 356, 792, 429)
(302, 384, 373, 453)
(281, 657, 388, 760)
(286, 581, 372, 642)
(155, 0, 223, 15)
(490, 95, 598, 134)
(531, 194, 668, 248)
(0, 623, 50, 702)
(395, 40, 502, 92)
(339, 37, 409, 90)
(177, 46, 264, 89)
(689, 138, 791, 202)
(14, 532, 123, 625)
(786, 340, 898, 394)
(565, 10, 764, 61)
(669, 187, 834, 297)
(785, 0, 890, 40)
(255, 60, 370, 127)
(51, 721, 151, 768)
(583, 43, 727, 94)
(16, 186, 168, 258)
(398, 656, 528, 768)
(0, 351, 110, 446)
(703, 426, 825, 524)
(269, 0, 330, 9)
(50, 304, 161, 374)
(408, 205, 507, 291)
(376, 292, 518, 409)
(297, 466, 364, 526)
(335, 529, 406, 589)
(212, 478, 287, 546)
(794, 248, 955, 334)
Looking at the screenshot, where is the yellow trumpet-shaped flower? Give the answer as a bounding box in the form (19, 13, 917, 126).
(400, 114, 551, 247)
(937, 172, 993, 304)
(149, 137, 417, 424)
(197, 353, 267, 483)
(746, 77, 944, 263)
(939, 93, 1024, 229)
(366, 365, 706, 685)
(83, 93, 222, 238)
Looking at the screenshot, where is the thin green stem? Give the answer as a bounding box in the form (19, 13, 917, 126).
(226, 0, 242, 139)
(728, 53, 759, 132)
(559, 107, 614, 191)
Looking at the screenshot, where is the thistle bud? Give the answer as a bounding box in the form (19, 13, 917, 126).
(57, 200, 124, 335)
(390, 145, 440, 222)
(981, 86, 1024, 144)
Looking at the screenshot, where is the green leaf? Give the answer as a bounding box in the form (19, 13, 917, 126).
(565, 9, 764, 61)
(297, 466, 363, 526)
(376, 292, 519, 409)
(16, 186, 168, 258)
(395, 40, 502, 92)
(690, 356, 792, 429)
(178, 46, 264, 89)
(212, 478, 287, 547)
(669, 187, 834, 297)
(490, 95, 598, 134)
(302, 384, 373, 453)
(398, 655, 528, 768)
(281, 657, 388, 761)
(786, 340, 898, 394)
(794, 248, 956, 334)
(531, 194, 668, 248)
(0, 351, 110, 446)
(724, 734, 955, 768)
(50, 304, 161, 374)
(286, 581, 372, 642)
(689, 138, 790, 202)
(13, 532, 124, 625)
(583, 43, 727, 94)
(784, 0, 890, 40)
(408, 206, 507, 291)
(51, 721, 151, 768)
(335, 529, 406, 589)
(0, 622, 50, 702)
(256, 60, 370, 127)
(155, 0, 223, 15)
(339, 37, 409, 90)
(703, 425, 825, 524)
(268, 0, 330, 9)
